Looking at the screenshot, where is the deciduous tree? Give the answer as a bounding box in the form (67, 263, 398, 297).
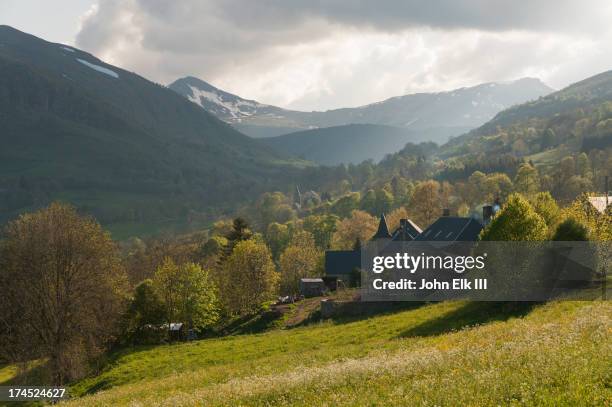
(0, 203, 128, 384)
(220, 240, 278, 315)
(481, 194, 547, 241)
(279, 231, 321, 295)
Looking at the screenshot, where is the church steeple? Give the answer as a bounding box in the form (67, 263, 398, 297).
(372, 213, 391, 240)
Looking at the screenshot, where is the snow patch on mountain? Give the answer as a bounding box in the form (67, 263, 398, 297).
(187, 85, 264, 119)
(77, 58, 119, 78)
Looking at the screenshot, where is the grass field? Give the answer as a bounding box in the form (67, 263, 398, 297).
(44, 300, 611, 406)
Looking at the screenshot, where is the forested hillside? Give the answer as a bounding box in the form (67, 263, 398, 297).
(0, 26, 306, 234)
(443, 70, 612, 160)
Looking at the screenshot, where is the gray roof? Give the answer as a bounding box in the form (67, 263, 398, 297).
(415, 217, 483, 242)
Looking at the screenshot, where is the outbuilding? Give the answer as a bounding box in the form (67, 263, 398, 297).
(299, 278, 327, 297)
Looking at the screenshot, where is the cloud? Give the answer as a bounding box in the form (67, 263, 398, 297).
(76, 0, 612, 110)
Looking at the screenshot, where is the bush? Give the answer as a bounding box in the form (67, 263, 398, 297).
(552, 217, 589, 241)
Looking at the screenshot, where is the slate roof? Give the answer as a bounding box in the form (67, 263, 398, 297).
(415, 217, 483, 242)
(371, 213, 392, 239)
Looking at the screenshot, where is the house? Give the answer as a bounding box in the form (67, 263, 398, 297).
(324, 203, 502, 279)
(324, 213, 423, 283)
(299, 278, 327, 297)
(324, 250, 360, 284)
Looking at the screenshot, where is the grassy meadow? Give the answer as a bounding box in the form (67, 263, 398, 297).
(40, 300, 611, 406)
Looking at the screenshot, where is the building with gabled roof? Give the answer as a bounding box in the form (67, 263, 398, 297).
(415, 216, 484, 242)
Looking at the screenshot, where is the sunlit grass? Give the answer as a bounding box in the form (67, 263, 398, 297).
(61, 300, 611, 406)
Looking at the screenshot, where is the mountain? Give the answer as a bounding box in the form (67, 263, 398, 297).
(0, 26, 304, 235)
(262, 124, 436, 165)
(169, 76, 554, 142)
(440, 70, 612, 161)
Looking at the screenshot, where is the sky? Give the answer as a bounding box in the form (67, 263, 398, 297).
(3, 0, 612, 111)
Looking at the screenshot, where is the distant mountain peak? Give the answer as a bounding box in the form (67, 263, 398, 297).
(169, 76, 270, 121)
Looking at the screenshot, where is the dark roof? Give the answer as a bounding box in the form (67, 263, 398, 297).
(391, 219, 422, 241)
(324, 250, 360, 275)
(371, 213, 391, 240)
(415, 217, 483, 242)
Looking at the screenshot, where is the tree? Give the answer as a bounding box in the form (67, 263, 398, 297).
(575, 153, 592, 179)
(564, 175, 593, 201)
(332, 210, 377, 250)
(480, 194, 547, 241)
(265, 222, 291, 260)
(531, 191, 560, 230)
(279, 231, 321, 295)
(225, 217, 252, 244)
(124, 279, 166, 344)
(255, 192, 295, 227)
(221, 217, 253, 261)
(486, 173, 513, 202)
(153, 258, 219, 331)
(374, 188, 394, 215)
(360, 189, 377, 214)
(541, 128, 556, 149)
(552, 217, 589, 241)
(559, 156, 576, 182)
(129, 279, 166, 326)
(390, 176, 413, 207)
(410, 180, 442, 227)
(220, 240, 278, 315)
(331, 192, 360, 218)
(514, 163, 540, 197)
(210, 219, 233, 237)
(468, 171, 487, 204)
(199, 235, 227, 264)
(303, 214, 338, 250)
(0, 203, 128, 384)
(562, 194, 611, 241)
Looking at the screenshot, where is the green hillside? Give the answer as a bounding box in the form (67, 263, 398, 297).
(0, 26, 305, 236)
(3, 300, 602, 406)
(441, 70, 612, 161)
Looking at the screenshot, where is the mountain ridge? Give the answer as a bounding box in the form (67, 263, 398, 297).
(169, 75, 554, 140)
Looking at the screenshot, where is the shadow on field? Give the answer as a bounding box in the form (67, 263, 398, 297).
(293, 301, 428, 328)
(398, 302, 539, 338)
(216, 309, 283, 336)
